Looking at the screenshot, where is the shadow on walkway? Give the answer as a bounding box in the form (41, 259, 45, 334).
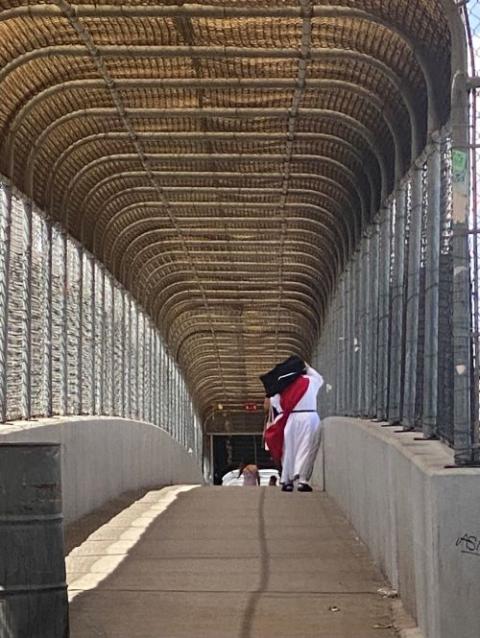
(67, 486, 396, 638)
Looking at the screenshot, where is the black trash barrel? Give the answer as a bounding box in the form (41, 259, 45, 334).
(0, 443, 69, 637)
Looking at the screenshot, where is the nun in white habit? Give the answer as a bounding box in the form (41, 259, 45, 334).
(268, 364, 324, 492)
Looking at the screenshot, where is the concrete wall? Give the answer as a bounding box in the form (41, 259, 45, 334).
(321, 417, 480, 638)
(0, 417, 203, 524)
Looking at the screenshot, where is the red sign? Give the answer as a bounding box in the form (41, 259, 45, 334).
(244, 403, 258, 412)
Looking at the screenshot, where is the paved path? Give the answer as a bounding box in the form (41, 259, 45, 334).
(67, 486, 396, 638)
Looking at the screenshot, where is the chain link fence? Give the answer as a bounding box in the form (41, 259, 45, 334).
(0, 180, 203, 463)
(313, 116, 477, 464)
(312, 3, 480, 465)
(463, 2, 480, 463)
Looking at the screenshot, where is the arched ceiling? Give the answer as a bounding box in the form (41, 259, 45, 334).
(0, 1, 453, 428)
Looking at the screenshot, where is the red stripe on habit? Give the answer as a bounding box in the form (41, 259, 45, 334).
(264, 375, 309, 464)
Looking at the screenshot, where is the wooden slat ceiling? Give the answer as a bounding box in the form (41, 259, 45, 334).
(0, 1, 452, 429)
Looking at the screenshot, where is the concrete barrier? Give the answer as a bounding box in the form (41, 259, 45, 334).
(0, 417, 203, 524)
(321, 417, 480, 638)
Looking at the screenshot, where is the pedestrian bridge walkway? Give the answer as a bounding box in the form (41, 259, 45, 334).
(66, 485, 398, 638)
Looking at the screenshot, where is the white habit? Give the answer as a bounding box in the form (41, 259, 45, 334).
(272, 365, 324, 485)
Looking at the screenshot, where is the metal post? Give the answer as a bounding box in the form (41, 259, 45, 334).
(126, 295, 132, 419)
(423, 138, 441, 439)
(147, 321, 152, 423)
(141, 314, 146, 422)
(389, 182, 407, 423)
(340, 274, 347, 414)
(111, 279, 116, 416)
(377, 203, 391, 421)
(120, 288, 126, 418)
(60, 230, 68, 415)
(129, 298, 135, 419)
(344, 265, 352, 414)
(348, 262, 355, 415)
(403, 164, 423, 427)
(334, 289, 341, 413)
(21, 199, 32, 420)
(89, 255, 96, 415)
(0, 184, 12, 422)
(355, 247, 364, 415)
(152, 331, 158, 425)
(369, 217, 380, 416)
(362, 233, 372, 416)
(43, 218, 53, 417)
(76, 244, 83, 415)
(166, 354, 171, 435)
(451, 75, 476, 462)
(148, 324, 153, 423)
(135, 307, 140, 420)
(99, 265, 106, 415)
(160, 347, 166, 429)
(156, 338, 161, 427)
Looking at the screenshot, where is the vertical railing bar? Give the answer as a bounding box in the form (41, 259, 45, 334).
(340, 274, 347, 414)
(145, 318, 150, 423)
(60, 230, 68, 415)
(335, 287, 341, 414)
(110, 277, 116, 416)
(0, 185, 12, 422)
(99, 265, 106, 415)
(368, 217, 380, 417)
(150, 324, 155, 424)
(142, 313, 146, 422)
(89, 255, 96, 415)
(459, 0, 478, 464)
(152, 329, 158, 425)
(120, 288, 126, 418)
(76, 243, 84, 415)
(363, 233, 372, 416)
(389, 182, 407, 423)
(135, 306, 140, 420)
(423, 138, 441, 439)
(344, 266, 351, 414)
(126, 296, 132, 419)
(43, 218, 53, 417)
(353, 252, 361, 415)
(403, 164, 424, 428)
(378, 202, 392, 421)
(21, 199, 32, 420)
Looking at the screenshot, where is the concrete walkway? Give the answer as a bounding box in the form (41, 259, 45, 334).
(67, 486, 396, 638)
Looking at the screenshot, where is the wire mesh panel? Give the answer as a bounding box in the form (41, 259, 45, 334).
(415, 162, 429, 427)
(437, 136, 455, 443)
(0, 181, 202, 464)
(81, 253, 94, 414)
(462, 2, 480, 460)
(66, 243, 82, 414)
(388, 183, 407, 424)
(129, 301, 139, 420)
(93, 261, 103, 414)
(113, 284, 124, 417)
(137, 312, 145, 421)
(51, 227, 65, 416)
(313, 121, 473, 458)
(144, 321, 152, 424)
(6, 196, 27, 420)
(30, 213, 48, 416)
(103, 275, 114, 416)
(376, 203, 392, 421)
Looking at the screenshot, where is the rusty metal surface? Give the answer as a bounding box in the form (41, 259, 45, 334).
(0, 443, 69, 638)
